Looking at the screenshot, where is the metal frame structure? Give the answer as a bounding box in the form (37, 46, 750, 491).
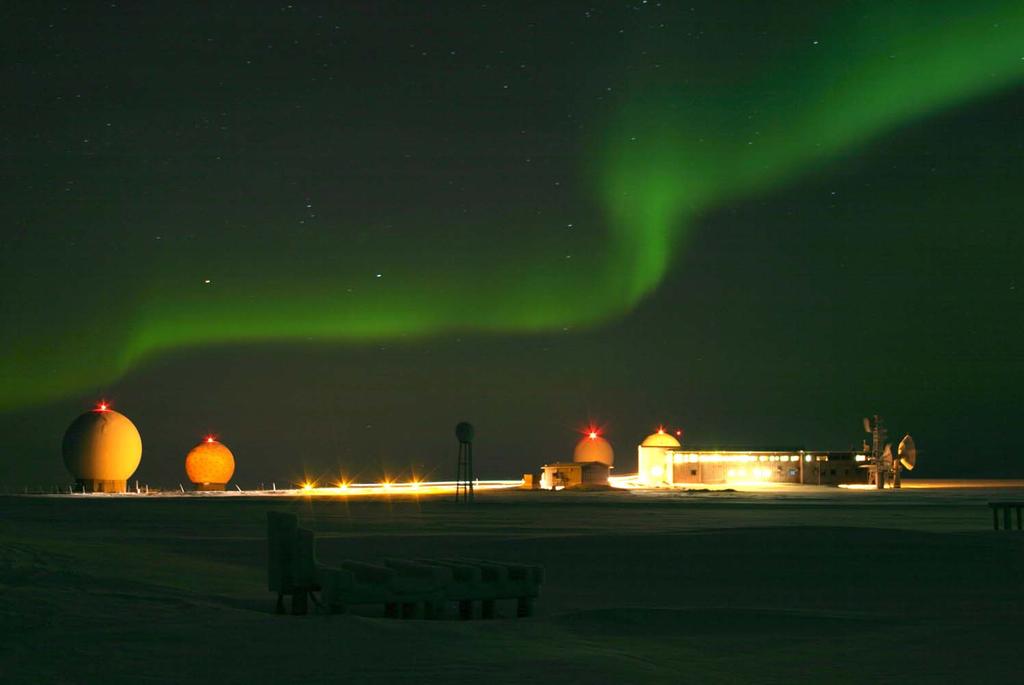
(455, 422, 474, 503)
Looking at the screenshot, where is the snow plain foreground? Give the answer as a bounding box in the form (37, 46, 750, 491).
(1, 483, 1023, 684)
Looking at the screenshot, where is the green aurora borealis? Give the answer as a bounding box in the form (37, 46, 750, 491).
(604, 2, 1024, 301)
(2, 1, 1023, 415)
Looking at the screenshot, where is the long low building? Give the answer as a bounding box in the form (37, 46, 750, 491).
(637, 429, 870, 487)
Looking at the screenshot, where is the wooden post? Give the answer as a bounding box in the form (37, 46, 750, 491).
(291, 591, 308, 616)
(517, 597, 534, 618)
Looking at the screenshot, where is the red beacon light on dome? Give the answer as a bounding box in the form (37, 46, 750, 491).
(95, 401, 109, 412)
(205, 435, 217, 444)
(588, 430, 599, 440)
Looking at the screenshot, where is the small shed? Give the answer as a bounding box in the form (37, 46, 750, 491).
(540, 461, 610, 490)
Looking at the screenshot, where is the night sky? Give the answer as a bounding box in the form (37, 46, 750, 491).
(2, 1, 1022, 488)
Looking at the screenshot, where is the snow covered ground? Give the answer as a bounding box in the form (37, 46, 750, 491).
(2, 481, 1023, 683)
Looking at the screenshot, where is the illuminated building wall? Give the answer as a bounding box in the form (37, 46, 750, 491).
(638, 449, 869, 487)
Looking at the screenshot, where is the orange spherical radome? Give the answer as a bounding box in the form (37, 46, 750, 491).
(185, 440, 235, 487)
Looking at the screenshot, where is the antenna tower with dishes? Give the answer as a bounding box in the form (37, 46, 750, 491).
(454, 421, 475, 503)
(862, 415, 916, 488)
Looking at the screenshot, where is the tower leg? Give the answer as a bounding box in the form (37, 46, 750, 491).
(468, 444, 474, 502)
(456, 441, 474, 503)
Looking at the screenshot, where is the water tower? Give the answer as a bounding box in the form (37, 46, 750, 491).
(454, 421, 474, 503)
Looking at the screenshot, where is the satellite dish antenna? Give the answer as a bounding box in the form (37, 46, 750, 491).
(898, 435, 916, 471)
(863, 417, 872, 434)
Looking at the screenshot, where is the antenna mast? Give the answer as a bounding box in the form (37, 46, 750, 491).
(865, 414, 889, 489)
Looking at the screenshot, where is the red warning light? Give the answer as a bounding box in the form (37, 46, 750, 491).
(95, 401, 109, 412)
(588, 431, 598, 440)
(675, 429, 683, 437)
(205, 435, 216, 444)
(657, 425, 665, 434)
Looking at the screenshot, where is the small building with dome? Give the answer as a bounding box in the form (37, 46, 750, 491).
(637, 427, 682, 485)
(540, 431, 613, 490)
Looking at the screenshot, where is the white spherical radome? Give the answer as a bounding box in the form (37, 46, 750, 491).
(62, 408, 143, 482)
(573, 434, 614, 466)
(640, 430, 681, 448)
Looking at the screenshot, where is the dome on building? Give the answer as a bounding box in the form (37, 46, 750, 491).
(62, 404, 143, 492)
(641, 428, 681, 448)
(185, 437, 235, 490)
(573, 432, 614, 466)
